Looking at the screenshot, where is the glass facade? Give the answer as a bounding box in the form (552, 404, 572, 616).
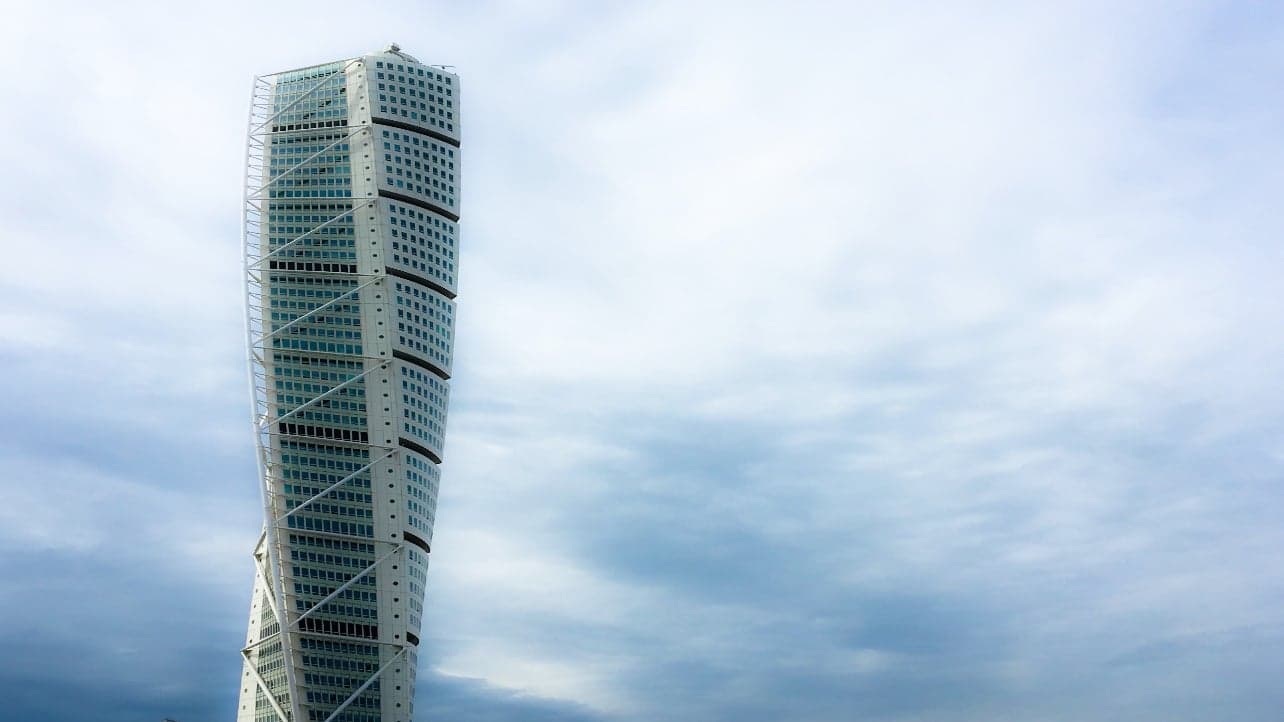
(239, 47, 460, 722)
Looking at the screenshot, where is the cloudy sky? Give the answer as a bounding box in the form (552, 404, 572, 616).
(2, 1, 1283, 720)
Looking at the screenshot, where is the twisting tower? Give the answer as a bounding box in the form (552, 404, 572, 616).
(238, 45, 460, 722)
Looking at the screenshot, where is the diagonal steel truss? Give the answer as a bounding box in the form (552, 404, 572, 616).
(242, 62, 416, 722)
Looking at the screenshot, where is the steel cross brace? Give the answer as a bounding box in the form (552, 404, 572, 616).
(250, 197, 379, 267)
(249, 125, 373, 199)
(321, 646, 409, 722)
(241, 646, 293, 722)
(254, 275, 381, 346)
(250, 59, 359, 135)
(287, 542, 403, 630)
(264, 359, 390, 429)
(277, 447, 399, 522)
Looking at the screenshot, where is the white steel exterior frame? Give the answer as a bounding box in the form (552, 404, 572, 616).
(239, 49, 460, 722)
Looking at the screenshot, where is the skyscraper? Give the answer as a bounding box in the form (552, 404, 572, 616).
(238, 45, 460, 722)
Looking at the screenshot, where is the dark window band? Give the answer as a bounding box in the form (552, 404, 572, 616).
(378, 189, 460, 222)
(278, 422, 369, 444)
(268, 260, 358, 274)
(372, 116, 460, 148)
(297, 616, 379, 640)
(385, 266, 456, 300)
(399, 436, 442, 465)
(402, 530, 431, 554)
(393, 350, 450, 381)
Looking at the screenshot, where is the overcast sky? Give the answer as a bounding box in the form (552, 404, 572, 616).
(2, 1, 1283, 721)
